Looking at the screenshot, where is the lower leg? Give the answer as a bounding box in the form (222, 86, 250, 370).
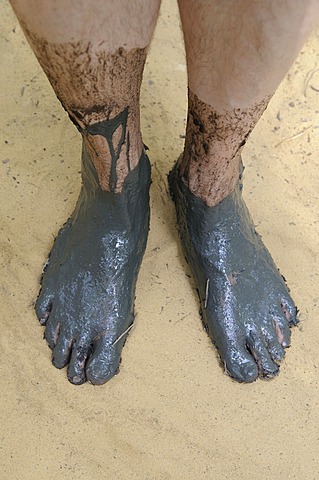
(170, 0, 319, 381)
(11, 0, 160, 193)
(178, 0, 319, 207)
(10, 0, 160, 384)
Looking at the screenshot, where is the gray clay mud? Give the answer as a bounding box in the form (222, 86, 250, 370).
(36, 141, 151, 385)
(169, 164, 298, 382)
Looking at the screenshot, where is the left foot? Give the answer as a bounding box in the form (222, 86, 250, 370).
(169, 163, 298, 383)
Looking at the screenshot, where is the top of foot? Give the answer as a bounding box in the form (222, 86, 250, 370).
(169, 165, 297, 383)
(36, 150, 151, 385)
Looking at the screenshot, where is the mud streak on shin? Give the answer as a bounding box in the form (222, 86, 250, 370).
(85, 108, 129, 192)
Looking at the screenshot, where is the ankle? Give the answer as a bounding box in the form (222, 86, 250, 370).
(178, 90, 269, 207)
(81, 143, 150, 197)
(77, 109, 143, 194)
(177, 150, 241, 207)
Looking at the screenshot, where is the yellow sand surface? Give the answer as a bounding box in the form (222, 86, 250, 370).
(1, 1, 319, 479)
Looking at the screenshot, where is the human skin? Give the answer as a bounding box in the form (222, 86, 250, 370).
(178, 0, 319, 206)
(10, 0, 161, 384)
(171, 0, 319, 381)
(9, 0, 319, 384)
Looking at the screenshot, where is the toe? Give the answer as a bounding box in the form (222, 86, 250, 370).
(247, 332, 279, 378)
(281, 297, 298, 326)
(52, 330, 73, 369)
(265, 331, 285, 362)
(35, 291, 53, 325)
(67, 340, 92, 385)
(86, 337, 121, 385)
(223, 346, 259, 383)
(44, 316, 60, 350)
(273, 314, 291, 347)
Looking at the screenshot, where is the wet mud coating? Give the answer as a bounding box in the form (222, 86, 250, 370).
(85, 109, 130, 192)
(169, 164, 298, 382)
(36, 147, 151, 385)
(3, 0, 319, 475)
(178, 90, 271, 206)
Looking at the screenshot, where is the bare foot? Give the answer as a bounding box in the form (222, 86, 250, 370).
(36, 149, 150, 385)
(169, 163, 297, 382)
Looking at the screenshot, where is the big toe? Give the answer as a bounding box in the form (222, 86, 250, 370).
(223, 347, 259, 383)
(86, 337, 122, 385)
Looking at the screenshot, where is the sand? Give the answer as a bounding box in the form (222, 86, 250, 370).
(1, 1, 319, 479)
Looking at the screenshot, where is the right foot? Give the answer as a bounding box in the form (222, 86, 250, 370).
(36, 148, 151, 385)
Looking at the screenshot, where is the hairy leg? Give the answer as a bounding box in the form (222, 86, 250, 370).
(11, 0, 160, 192)
(178, 0, 319, 206)
(170, 0, 319, 381)
(10, 0, 160, 384)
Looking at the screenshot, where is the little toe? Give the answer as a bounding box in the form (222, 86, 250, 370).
(52, 331, 73, 369)
(281, 297, 298, 326)
(273, 314, 291, 347)
(223, 346, 259, 383)
(67, 340, 92, 385)
(247, 333, 279, 378)
(35, 291, 53, 325)
(86, 337, 122, 385)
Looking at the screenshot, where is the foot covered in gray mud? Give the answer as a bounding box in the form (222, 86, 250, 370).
(36, 148, 151, 385)
(169, 164, 298, 382)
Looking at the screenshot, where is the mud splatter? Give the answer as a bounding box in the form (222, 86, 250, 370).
(17, 24, 146, 191)
(178, 90, 271, 206)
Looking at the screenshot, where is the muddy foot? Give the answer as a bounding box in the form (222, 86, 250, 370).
(169, 164, 297, 383)
(36, 149, 150, 385)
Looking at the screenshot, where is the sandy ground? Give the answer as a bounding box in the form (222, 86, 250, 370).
(1, 1, 319, 479)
